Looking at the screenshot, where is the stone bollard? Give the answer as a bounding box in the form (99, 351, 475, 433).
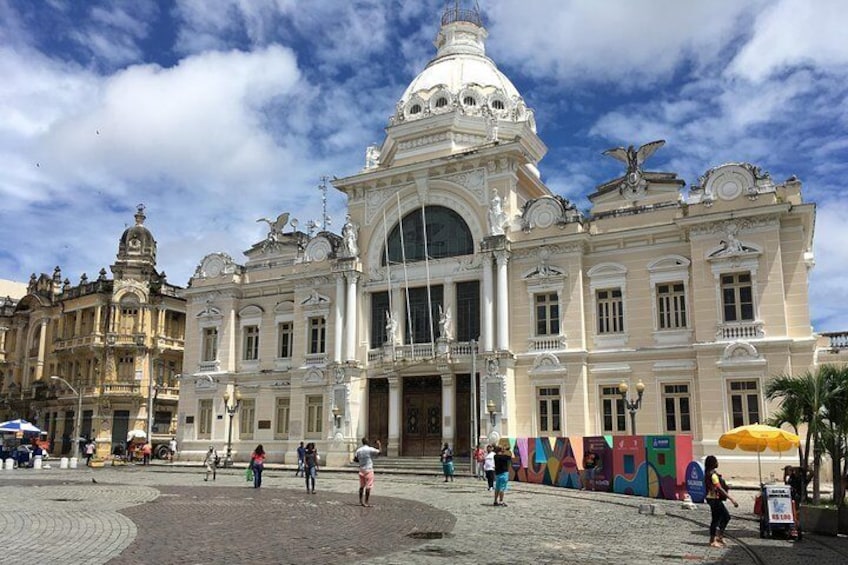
(60, 457, 69, 469)
(4, 458, 14, 470)
(70, 457, 78, 469)
(33, 455, 43, 470)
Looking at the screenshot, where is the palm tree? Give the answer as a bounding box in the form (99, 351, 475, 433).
(817, 365, 848, 506)
(766, 368, 828, 503)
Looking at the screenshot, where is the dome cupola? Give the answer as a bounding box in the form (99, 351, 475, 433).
(391, 2, 535, 132)
(116, 204, 157, 265)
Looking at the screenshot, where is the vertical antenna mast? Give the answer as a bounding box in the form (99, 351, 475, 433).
(319, 176, 331, 231)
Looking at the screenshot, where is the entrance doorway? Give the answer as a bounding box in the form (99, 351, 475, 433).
(111, 410, 130, 452)
(367, 378, 388, 454)
(402, 376, 442, 456)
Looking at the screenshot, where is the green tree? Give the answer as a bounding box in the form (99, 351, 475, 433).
(766, 367, 829, 503)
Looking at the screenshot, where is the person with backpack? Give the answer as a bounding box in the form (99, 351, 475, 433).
(304, 442, 318, 494)
(440, 442, 454, 482)
(203, 446, 218, 482)
(295, 441, 306, 477)
(704, 455, 739, 547)
(250, 444, 266, 488)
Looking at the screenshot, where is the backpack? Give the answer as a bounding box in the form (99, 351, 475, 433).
(707, 471, 729, 501)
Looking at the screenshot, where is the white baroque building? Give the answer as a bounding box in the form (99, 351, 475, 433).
(177, 7, 818, 473)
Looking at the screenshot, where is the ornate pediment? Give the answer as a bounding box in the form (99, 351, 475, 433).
(529, 353, 565, 375)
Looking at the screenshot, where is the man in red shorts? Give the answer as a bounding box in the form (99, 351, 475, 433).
(354, 437, 382, 507)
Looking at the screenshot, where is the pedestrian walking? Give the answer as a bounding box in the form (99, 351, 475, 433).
(493, 445, 512, 507)
(168, 437, 177, 462)
(295, 441, 305, 477)
(440, 442, 454, 482)
(483, 444, 496, 491)
(141, 442, 152, 465)
(251, 444, 266, 488)
(473, 444, 485, 479)
(704, 455, 738, 547)
(354, 437, 382, 507)
(304, 442, 318, 494)
(203, 446, 218, 481)
(84, 440, 96, 466)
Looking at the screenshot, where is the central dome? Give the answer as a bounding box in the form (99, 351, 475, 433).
(391, 7, 534, 131)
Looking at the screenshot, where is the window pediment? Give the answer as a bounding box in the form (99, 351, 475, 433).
(238, 305, 264, 318)
(529, 353, 565, 376)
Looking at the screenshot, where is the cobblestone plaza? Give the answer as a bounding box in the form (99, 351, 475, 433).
(2, 466, 847, 564)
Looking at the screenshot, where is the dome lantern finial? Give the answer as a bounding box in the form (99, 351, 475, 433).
(135, 203, 146, 226)
(441, 0, 482, 27)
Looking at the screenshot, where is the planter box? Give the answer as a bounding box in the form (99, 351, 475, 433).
(801, 505, 838, 536)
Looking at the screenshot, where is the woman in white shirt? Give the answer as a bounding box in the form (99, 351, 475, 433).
(483, 444, 496, 491)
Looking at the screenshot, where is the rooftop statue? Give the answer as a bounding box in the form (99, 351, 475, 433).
(256, 212, 290, 242)
(602, 139, 666, 197)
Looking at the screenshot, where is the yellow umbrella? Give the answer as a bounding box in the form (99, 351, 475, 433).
(719, 423, 800, 484)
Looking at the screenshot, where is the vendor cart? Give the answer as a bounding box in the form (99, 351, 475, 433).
(757, 484, 801, 540)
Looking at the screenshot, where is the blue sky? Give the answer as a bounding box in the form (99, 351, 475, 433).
(1, 0, 846, 331)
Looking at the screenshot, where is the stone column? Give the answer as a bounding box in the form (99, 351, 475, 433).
(441, 373, 454, 447)
(387, 375, 400, 457)
(94, 305, 102, 334)
(35, 318, 48, 381)
(482, 254, 494, 352)
(495, 250, 510, 351)
(333, 274, 344, 363)
(345, 273, 358, 362)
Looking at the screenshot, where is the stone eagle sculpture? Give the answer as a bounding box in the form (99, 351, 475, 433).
(256, 212, 290, 240)
(602, 140, 666, 197)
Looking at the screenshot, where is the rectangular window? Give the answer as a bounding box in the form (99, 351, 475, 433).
(662, 383, 692, 433)
(309, 317, 326, 354)
(243, 325, 259, 361)
(239, 399, 255, 439)
(152, 411, 172, 435)
(406, 285, 443, 344)
(600, 385, 626, 433)
(202, 328, 218, 362)
(117, 355, 135, 381)
(456, 280, 480, 342)
(656, 282, 688, 329)
(275, 397, 290, 438)
(537, 387, 561, 434)
(721, 273, 754, 322)
(197, 399, 213, 439)
(120, 307, 138, 333)
(597, 289, 624, 334)
(306, 395, 323, 437)
(535, 293, 560, 336)
(370, 291, 390, 348)
(728, 380, 760, 427)
(277, 322, 293, 359)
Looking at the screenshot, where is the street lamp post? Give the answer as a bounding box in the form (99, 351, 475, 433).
(50, 376, 82, 457)
(222, 388, 241, 468)
(618, 380, 646, 435)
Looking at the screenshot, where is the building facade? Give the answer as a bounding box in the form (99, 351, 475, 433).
(0, 206, 185, 459)
(177, 7, 819, 473)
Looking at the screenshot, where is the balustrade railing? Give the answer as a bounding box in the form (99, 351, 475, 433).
(821, 331, 848, 350)
(717, 321, 765, 340)
(528, 335, 567, 352)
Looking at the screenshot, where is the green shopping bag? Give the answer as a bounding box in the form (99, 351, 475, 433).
(245, 466, 254, 482)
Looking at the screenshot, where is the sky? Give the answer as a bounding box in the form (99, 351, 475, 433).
(0, 0, 846, 331)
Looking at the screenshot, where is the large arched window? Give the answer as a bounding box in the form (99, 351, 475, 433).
(383, 206, 473, 265)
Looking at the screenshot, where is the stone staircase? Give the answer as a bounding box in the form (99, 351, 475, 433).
(349, 456, 473, 476)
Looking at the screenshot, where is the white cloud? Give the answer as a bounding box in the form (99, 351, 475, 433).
(728, 0, 848, 82)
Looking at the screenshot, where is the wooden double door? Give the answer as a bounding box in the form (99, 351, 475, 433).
(402, 376, 442, 456)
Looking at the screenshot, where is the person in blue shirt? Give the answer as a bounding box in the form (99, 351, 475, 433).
(295, 441, 306, 477)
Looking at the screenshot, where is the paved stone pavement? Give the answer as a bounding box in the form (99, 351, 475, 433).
(2, 465, 848, 564)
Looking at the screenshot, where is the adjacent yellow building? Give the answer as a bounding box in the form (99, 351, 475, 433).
(176, 6, 820, 476)
(0, 206, 185, 459)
